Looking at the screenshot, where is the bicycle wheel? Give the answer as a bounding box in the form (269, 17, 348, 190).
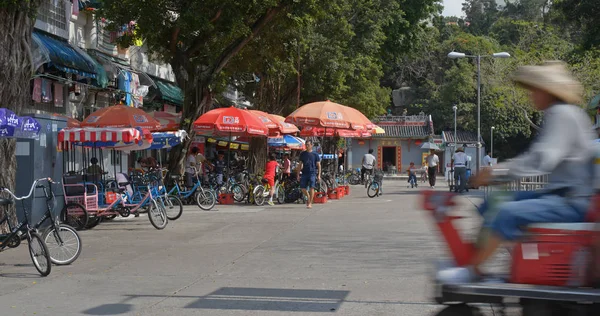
(367, 182, 379, 198)
(196, 190, 216, 211)
(28, 231, 51, 276)
(254, 186, 266, 206)
(230, 184, 245, 203)
(276, 185, 285, 204)
(60, 203, 89, 230)
(148, 200, 168, 230)
(164, 195, 183, 220)
(43, 224, 82, 265)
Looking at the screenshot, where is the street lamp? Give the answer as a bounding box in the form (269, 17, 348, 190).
(452, 105, 458, 151)
(491, 126, 495, 159)
(447, 51, 510, 173)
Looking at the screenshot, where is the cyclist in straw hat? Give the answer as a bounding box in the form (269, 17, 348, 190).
(439, 61, 596, 283)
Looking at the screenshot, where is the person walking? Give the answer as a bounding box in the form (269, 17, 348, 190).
(361, 149, 376, 183)
(295, 140, 321, 209)
(452, 147, 468, 193)
(425, 149, 439, 188)
(483, 151, 492, 167)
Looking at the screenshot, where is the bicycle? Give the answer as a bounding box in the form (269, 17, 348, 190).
(254, 176, 285, 206)
(367, 169, 384, 198)
(0, 178, 53, 276)
(36, 180, 82, 265)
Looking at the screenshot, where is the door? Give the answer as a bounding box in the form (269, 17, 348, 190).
(382, 146, 397, 172)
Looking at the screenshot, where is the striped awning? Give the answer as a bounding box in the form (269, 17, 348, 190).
(58, 127, 148, 144)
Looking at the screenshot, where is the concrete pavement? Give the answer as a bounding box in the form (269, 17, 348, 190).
(0, 182, 518, 316)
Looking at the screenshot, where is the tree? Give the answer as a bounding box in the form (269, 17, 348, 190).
(553, 0, 600, 49)
(462, 0, 500, 35)
(0, 1, 43, 232)
(99, 0, 320, 173)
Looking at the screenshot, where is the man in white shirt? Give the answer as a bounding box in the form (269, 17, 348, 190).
(425, 149, 439, 188)
(451, 147, 468, 193)
(483, 151, 492, 167)
(361, 149, 376, 183)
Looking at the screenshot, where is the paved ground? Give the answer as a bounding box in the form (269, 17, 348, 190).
(0, 181, 518, 316)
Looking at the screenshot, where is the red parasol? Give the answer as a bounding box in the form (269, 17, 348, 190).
(193, 106, 269, 136)
(248, 110, 280, 136)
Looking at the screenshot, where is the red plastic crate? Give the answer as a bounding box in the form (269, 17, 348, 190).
(327, 189, 339, 200)
(336, 187, 345, 198)
(343, 185, 350, 195)
(314, 192, 327, 204)
(218, 193, 235, 205)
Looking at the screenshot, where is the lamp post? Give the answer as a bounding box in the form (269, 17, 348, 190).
(448, 51, 510, 173)
(491, 126, 495, 159)
(452, 105, 458, 151)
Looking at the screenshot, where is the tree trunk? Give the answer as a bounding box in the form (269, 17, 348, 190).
(0, 4, 42, 233)
(248, 138, 267, 174)
(167, 59, 213, 174)
(320, 136, 339, 174)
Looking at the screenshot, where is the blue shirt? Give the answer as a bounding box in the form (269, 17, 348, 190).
(299, 151, 321, 176)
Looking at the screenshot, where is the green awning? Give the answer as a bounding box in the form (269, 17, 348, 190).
(155, 80, 183, 105)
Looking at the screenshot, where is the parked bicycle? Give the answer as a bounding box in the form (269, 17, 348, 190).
(0, 178, 53, 276)
(35, 180, 82, 265)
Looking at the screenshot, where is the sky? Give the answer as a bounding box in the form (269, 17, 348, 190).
(442, 0, 464, 17)
(442, 0, 506, 17)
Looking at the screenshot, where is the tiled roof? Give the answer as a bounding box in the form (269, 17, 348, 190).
(372, 124, 431, 138)
(442, 131, 485, 144)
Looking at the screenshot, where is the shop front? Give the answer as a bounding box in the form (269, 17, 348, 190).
(349, 114, 435, 173)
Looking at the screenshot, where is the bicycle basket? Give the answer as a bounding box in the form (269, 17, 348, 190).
(374, 170, 384, 181)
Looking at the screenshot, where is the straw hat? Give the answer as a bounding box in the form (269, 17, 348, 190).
(512, 61, 583, 105)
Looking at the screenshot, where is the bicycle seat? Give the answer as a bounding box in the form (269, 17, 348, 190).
(0, 198, 13, 206)
(170, 174, 181, 180)
(118, 182, 130, 187)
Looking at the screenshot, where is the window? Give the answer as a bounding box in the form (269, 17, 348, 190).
(37, 0, 68, 32)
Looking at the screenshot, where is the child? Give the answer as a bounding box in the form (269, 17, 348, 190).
(263, 153, 280, 206)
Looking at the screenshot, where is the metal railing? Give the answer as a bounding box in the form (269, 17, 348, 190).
(484, 174, 549, 197)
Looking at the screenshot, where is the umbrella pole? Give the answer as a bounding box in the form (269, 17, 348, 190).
(228, 132, 231, 176)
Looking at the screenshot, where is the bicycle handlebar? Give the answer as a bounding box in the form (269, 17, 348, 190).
(1, 178, 56, 201)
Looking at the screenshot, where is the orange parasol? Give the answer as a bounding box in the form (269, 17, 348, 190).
(285, 100, 351, 129)
(299, 126, 371, 138)
(344, 107, 375, 130)
(148, 111, 182, 132)
(81, 105, 161, 131)
(268, 114, 300, 135)
(52, 114, 81, 128)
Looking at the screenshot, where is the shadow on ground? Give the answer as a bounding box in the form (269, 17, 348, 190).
(83, 287, 350, 314)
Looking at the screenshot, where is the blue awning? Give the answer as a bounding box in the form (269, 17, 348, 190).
(32, 31, 97, 79)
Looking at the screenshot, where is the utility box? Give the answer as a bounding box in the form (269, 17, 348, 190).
(15, 114, 67, 227)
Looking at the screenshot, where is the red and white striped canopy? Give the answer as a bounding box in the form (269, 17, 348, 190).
(58, 127, 146, 143)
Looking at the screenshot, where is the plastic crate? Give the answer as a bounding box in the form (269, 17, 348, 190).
(343, 185, 350, 195)
(336, 187, 345, 198)
(314, 192, 327, 204)
(327, 189, 339, 200)
(218, 193, 235, 205)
